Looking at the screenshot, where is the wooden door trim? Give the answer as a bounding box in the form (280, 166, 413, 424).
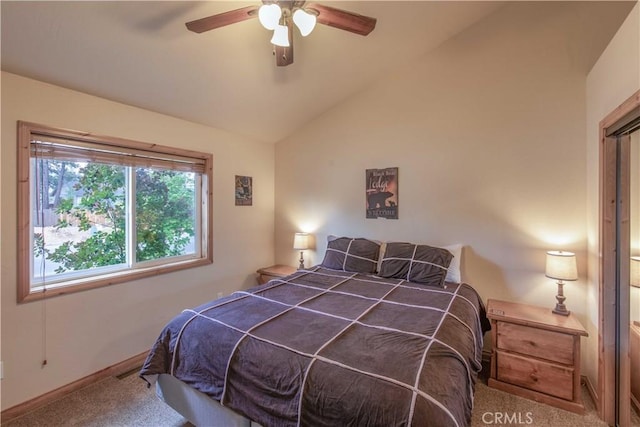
(599, 90, 640, 426)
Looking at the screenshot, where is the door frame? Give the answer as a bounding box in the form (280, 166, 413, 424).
(599, 90, 640, 426)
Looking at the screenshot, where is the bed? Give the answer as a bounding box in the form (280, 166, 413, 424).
(140, 238, 490, 427)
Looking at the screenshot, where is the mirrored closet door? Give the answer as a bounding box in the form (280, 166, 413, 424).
(629, 131, 640, 427)
(600, 90, 640, 427)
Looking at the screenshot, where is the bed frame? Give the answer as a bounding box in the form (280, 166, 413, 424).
(156, 374, 263, 427)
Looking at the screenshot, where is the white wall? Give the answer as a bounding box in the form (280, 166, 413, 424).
(275, 1, 593, 369)
(0, 72, 275, 410)
(586, 3, 640, 388)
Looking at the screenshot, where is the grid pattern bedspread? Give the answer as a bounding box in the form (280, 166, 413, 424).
(140, 267, 490, 427)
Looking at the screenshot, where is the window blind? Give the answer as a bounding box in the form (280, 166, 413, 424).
(30, 134, 206, 174)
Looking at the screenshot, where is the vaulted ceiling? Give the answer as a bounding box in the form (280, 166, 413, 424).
(1, 1, 635, 143)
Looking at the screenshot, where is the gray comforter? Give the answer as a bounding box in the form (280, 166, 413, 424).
(140, 266, 490, 427)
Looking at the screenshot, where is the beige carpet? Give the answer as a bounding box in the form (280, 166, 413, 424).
(470, 382, 607, 427)
(2, 374, 189, 427)
(1, 370, 635, 427)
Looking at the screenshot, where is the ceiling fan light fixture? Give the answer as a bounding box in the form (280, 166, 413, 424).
(185, 2, 377, 66)
(271, 24, 290, 47)
(292, 9, 317, 37)
(258, 4, 282, 30)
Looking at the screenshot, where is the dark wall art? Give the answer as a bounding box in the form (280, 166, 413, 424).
(365, 167, 398, 219)
(235, 175, 253, 206)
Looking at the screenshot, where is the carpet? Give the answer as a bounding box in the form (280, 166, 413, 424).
(2, 369, 637, 427)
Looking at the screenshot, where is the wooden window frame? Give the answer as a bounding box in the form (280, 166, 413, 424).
(17, 121, 213, 303)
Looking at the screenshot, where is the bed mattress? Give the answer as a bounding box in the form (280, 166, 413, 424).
(140, 266, 490, 426)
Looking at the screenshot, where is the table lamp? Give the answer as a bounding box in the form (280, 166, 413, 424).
(293, 233, 310, 269)
(545, 250, 578, 316)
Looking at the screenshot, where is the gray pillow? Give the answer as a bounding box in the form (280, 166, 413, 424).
(379, 242, 453, 287)
(321, 237, 381, 274)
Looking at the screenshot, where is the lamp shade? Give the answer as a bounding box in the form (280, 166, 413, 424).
(293, 233, 310, 250)
(293, 9, 317, 36)
(270, 24, 290, 47)
(545, 251, 578, 281)
(258, 4, 281, 30)
(631, 256, 640, 288)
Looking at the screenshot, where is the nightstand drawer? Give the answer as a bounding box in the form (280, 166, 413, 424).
(496, 350, 574, 401)
(496, 321, 574, 365)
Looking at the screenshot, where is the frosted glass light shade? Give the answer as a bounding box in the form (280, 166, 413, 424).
(545, 251, 578, 281)
(258, 4, 281, 31)
(293, 9, 316, 36)
(293, 233, 310, 250)
(271, 24, 290, 47)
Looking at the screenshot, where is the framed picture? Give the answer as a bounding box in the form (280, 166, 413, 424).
(235, 175, 253, 206)
(365, 167, 398, 219)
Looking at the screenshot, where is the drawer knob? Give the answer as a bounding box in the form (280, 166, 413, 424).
(530, 372, 538, 382)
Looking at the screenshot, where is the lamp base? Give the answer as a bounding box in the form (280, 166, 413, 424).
(552, 304, 570, 316)
(298, 251, 305, 270)
(552, 280, 570, 316)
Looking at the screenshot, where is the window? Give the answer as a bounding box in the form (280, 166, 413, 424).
(17, 121, 213, 302)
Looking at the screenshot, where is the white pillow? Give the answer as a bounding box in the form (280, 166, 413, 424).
(377, 242, 387, 273)
(443, 244, 463, 283)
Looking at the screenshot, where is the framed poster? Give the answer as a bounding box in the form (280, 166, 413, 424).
(365, 167, 398, 219)
(235, 175, 253, 206)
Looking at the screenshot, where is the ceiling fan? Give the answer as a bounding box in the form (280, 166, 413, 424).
(185, 1, 377, 66)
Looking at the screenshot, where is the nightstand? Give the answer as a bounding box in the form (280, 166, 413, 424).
(487, 299, 588, 414)
(256, 264, 296, 285)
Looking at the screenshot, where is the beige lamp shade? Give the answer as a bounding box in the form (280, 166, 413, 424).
(293, 233, 310, 250)
(545, 251, 578, 281)
(631, 256, 640, 288)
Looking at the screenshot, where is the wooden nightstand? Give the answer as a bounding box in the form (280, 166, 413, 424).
(487, 299, 588, 414)
(256, 264, 296, 285)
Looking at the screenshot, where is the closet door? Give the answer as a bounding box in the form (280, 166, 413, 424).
(600, 90, 640, 427)
(628, 131, 640, 425)
(602, 133, 631, 427)
(616, 132, 631, 427)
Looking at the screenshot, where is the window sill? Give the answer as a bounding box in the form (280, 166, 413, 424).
(19, 257, 212, 303)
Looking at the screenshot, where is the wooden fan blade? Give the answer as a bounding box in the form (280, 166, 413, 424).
(309, 3, 376, 36)
(275, 24, 294, 66)
(185, 5, 258, 33)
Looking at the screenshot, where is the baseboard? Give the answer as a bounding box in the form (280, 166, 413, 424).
(0, 350, 149, 424)
(581, 374, 599, 413)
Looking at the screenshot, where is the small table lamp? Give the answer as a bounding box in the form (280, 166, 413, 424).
(293, 232, 310, 269)
(545, 250, 578, 316)
(631, 256, 640, 288)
